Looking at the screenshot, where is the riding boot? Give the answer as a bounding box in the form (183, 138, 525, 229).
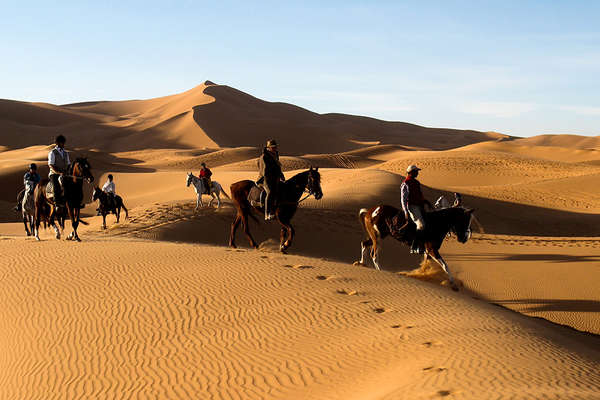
(412, 229, 425, 254)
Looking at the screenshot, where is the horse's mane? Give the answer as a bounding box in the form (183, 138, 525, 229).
(285, 169, 320, 187)
(427, 206, 468, 222)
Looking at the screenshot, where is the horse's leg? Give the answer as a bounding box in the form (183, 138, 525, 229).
(208, 193, 214, 207)
(279, 219, 295, 252)
(241, 211, 258, 249)
(116, 207, 120, 223)
(34, 203, 41, 241)
(50, 205, 61, 240)
(22, 212, 31, 236)
(215, 193, 221, 208)
(358, 238, 372, 266)
(425, 245, 458, 291)
(229, 214, 241, 248)
(279, 225, 288, 253)
(72, 208, 81, 241)
(102, 212, 107, 229)
(370, 236, 381, 271)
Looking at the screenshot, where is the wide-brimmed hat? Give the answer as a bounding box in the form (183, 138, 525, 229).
(406, 164, 421, 173)
(266, 139, 278, 148)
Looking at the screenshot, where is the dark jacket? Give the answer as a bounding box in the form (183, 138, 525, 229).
(257, 148, 284, 184)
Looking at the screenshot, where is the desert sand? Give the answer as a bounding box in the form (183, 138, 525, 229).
(1, 82, 599, 399)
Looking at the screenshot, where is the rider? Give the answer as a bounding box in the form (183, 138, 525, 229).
(102, 174, 117, 209)
(48, 134, 70, 208)
(399, 164, 433, 254)
(257, 139, 285, 221)
(199, 162, 212, 192)
(14, 163, 41, 212)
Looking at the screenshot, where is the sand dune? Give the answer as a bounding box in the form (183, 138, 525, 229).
(0, 237, 598, 399)
(2, 83, 600, 399)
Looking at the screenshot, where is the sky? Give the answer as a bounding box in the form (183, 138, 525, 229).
(1, 1, 598, 137)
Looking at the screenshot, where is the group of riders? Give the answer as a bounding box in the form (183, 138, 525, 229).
(14, 135, 452, 254)
(14, 135, 117, 215)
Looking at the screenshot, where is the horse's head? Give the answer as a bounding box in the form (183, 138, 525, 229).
(92, 186, 102, 202)
(186, 172, 193, 187)
(307, 167, 323, 200)
(73, 158, 94, 183)
(452, 207, 475, 243)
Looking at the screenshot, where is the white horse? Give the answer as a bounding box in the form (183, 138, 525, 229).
(22, 181, 36, 236)
(186, 172, 230, 209)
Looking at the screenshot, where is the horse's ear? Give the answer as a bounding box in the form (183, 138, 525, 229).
(309, 166, 313, 171)
(315, 167, 319, 171)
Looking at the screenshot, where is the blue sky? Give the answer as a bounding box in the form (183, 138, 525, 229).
(1, 1, 598, 137)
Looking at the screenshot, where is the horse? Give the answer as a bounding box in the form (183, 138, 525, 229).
(34, 158, 94, 241)
(21, 181, 36, 236)
(229, 167, 323, 252)
(355, 205, 474, 291)
(92, 187, 129, 229)
(186, 172, 230, 209)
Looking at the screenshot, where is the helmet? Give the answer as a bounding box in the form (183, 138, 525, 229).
(266, 139, 278, 148)
(406, 164, 421, 173)
(29, 163, 37, 170)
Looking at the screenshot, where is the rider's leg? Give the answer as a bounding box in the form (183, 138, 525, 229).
(264, 181, 273, 220)
(51, 174, 62, 205)
(408, 205, 426, 254)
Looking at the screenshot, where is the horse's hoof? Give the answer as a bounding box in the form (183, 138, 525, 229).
(75, 237, 81, 242)
(35, 236, 40, 241)
(353, 261, 365, 267)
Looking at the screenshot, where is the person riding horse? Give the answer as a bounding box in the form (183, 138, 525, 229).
(14, 163, 41, 212)
(256, 139, 285, 221)
(199, 162, 213, 192)
(391, 164, 433, 254)
(48, 134, 71, 209)
(102, 174, 117, 210)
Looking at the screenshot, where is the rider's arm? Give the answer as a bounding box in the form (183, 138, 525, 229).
(400, 183, 409, 216)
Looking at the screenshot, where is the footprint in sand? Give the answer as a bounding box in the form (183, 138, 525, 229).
(373, 307, 388, 314)
(336, 289, 358, 296)
(316, 275, 330, 280)
(422, 341, 442, 348)
(283, 264, 313, 269)
(437, 390, 452, 397)
(423, 366, 447, 373)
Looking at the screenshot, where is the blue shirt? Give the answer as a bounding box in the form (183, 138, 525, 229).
(24, 171, 41, 186)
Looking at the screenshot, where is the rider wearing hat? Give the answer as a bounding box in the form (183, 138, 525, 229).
(400, 164, 433, 254)
(199, 162, 213, 192)
(257, 139, 285, 220)
(48, 134, 70, 207)
(14, 163, 41, 212)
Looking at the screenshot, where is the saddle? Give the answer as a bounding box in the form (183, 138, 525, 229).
(248, 185, 266, 207)
(45, 180, 63, 201)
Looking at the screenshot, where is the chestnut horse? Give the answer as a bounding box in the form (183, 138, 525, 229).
(356, 205, 474, 291)
(34, 158, 94, 241)
(229, 167, 323, 252)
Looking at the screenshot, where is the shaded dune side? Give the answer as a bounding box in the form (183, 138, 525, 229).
(0, 239, 598, 399)
(191, 85, 510, 155)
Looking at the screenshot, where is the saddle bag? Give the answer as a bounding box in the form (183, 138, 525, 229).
(248, 185, 266, 207)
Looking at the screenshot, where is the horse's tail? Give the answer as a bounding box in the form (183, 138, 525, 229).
(221, 188, 231, 199)
(78, 218, 89, 226)
(358, 208, 369, 233)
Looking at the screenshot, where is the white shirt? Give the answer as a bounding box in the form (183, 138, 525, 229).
(48, 146, 70, 174)
(102, 180, 116, 194)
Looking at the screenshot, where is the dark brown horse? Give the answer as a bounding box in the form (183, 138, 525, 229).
(34, 158, 94, 241)
(356, 205, 474, 291)
(92, 187, 129, 229)
(229, 167, 323, 252)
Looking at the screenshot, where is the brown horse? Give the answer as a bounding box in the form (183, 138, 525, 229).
(34, 158, 94, 241)
(356, 205, 474, 291)
(229, 167, 323, 252)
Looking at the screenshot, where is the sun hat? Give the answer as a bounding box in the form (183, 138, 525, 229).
(406, 164, 421, 173)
